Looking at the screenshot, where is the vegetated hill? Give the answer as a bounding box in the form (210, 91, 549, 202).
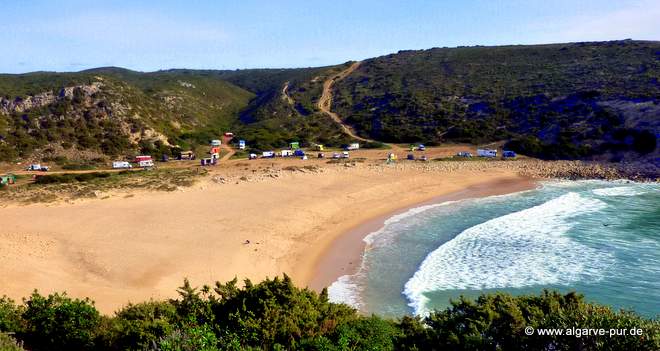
(166, 64, 355, 150)
(0, 65, 351, 162)
(332, 40, 660, 162)
(0, 69, 254, 162)
(2, 40, 659, 164)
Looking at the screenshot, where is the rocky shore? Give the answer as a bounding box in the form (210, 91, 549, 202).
(364, 159, 658, 182)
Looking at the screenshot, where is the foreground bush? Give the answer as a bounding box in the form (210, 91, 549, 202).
(0, 276, 657, 350)
(0, 332, 25, 351)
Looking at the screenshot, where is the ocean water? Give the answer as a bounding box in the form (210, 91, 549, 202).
(328, 180, 660, 318)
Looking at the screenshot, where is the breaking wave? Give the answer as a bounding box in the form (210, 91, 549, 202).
(327, 274, 361, 308)
(363, 201, 457, 245)
(592, 186, 649, 197)
(403, 192, 614, 316)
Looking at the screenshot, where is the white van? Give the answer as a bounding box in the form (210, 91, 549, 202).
(138, 160, 154, 168)
(112, 161, 132, 169)
(477, 149, 497, 158)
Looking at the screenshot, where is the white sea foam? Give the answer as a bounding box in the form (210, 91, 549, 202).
(403, 192, 614, 316)
(592, 186, 648, 197)
(363, 201, 457, 245)
(330, 202, 458, 307)
(327, 274, 361, 308)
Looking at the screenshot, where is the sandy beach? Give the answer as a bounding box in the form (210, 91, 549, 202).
(0, 152, 536, 313)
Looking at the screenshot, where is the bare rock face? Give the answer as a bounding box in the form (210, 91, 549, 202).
(0, 82, 103, 115)
(0, 92, 56, 114)
(59, 82, 103, 99)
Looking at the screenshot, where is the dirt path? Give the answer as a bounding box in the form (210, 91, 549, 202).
(220, 140, 236, 161)
(317, 62, 372, 142)
(281, 81, 294, 105)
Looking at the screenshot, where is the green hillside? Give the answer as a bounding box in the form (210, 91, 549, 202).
(167, 65, 355, 150)
(0, 69, 254, 161)
(1, 40, 659, 163)
(332, 40, 660, 161)
(0, 65, 354, 162)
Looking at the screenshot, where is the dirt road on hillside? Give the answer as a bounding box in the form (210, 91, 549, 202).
(281, 81, 294, 105)
(317, 62, 372, 142)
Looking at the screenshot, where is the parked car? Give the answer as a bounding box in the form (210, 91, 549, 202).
(332, 152, 342, 159)
(503, 150, 517, 158)
(178, 151, 196, 160)
(317, 153, 325, 158)
(456, 151, 473, 158)
(342, 151, 350, 158)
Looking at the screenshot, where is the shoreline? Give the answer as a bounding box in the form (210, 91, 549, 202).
(307, 176, 538, 292)
(1, 157, 579, 314)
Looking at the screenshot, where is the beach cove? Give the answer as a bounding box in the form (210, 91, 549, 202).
(0, 154, 649, 314)
(0, 155, 538, 313)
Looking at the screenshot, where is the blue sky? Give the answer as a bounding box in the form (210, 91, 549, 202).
(1, 0, 659, 73)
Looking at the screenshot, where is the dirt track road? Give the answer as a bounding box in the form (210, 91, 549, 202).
(281, 81, 294, 105)
(220, 139, 236, 161)
(317, 62, 372, 142)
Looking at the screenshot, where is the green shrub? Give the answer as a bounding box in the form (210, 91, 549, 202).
(33, 172, 111, 185)
(0, 297, 23, 334)
(98, 301, 177, 351)
(22, 291, 100, 351)
(0, 333, 25, 351)
(156, 324, 219, 351)
(0, 278, 657, 350)
(400, 290, 660, 351)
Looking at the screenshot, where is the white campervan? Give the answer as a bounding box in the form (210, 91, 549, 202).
(477, 149, 497, 158)
(112, 161, 132, 169)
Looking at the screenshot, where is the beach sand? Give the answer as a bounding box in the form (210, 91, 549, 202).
(0, 156, 535, 313)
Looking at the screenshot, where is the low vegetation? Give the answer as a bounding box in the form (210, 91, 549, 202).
(333, 40, 660, 162)
(0, 168, 207, 203)
(2, 40, 658, 165)
(0, 276, 657, 350)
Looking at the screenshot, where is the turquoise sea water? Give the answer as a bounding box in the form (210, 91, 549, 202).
(328, 181, 660, 318)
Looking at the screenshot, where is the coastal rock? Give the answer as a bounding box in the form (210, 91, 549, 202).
(0, 82, 103, 115)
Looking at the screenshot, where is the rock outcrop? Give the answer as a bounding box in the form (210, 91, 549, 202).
(0, 82, 103, 115)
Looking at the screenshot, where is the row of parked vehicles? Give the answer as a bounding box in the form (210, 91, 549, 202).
(456, 149, 517, 158)
(112, 155, 155, 169)
(249, 150, 351, 160)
